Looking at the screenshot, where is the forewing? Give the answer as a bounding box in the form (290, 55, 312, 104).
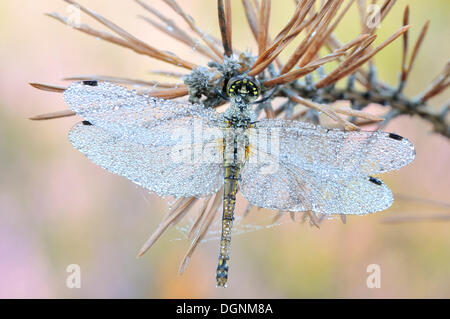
(64, 81, 225, 198)
(69, 122, 223, 198)
(252, 119, 415, 175)
(63, 81, 223, 146)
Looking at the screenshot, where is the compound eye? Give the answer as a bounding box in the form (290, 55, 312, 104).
(227, 79, 242, 97)
(227, 77, 260, 98)
(227, 83, 236, 96)
(247, 80, 260, 97)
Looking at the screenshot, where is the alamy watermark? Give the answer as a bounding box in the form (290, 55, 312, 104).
(366, 264, 381, 289)
(66, 264, 81, 289)
(170, 119, 280, 174)
(66, 4, 81, 28)
(366, 5, 381, 29)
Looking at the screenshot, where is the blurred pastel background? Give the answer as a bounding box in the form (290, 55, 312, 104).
(0, 0, 449, 298)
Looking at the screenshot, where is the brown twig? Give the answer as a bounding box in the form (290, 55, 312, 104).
(406, 20, 430, 79)
(316, 26, 411, 88)
(281, 0, 335, 74)
(187, 196, 213, 241)
(299, 0, 354, 68)
(264, 65, 319, 86)
(29, 82, 66, 93)
(179, 188, 223, 274)
(400, 6, 410, 83)
(143, 87, 189, 99)
(62, 0, 199, 70)
(417, 61, 450, 102)
(249, 0, 315, 76)
(257, 0, 271, 56)
(46, 11, 197, 70)
(161, 0, 224, 60)
(137, 197, 198, 257)
(297, 0, 344, 67)
(135, 0, 220, 62)
(286, 90, 359, 130)
(29, 110, 76, 121)
(241, 0, 259, 40)
(149, 70, 188, 78)
(64, 75, 184, 88)
(218, 0, 233, 57)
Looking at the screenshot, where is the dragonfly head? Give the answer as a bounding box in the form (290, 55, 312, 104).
(226, 75, 261, 104)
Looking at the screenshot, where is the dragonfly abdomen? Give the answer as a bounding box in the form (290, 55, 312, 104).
(216, 163, 241, 287)
(216, 123, 250, 287)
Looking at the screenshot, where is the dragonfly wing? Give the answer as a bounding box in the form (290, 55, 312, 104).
(63, 81, 223, 146)
(239, 160, 309, 212)
(240, 156, 393, 215)
(69, 122, 223, 198)
(251, 119, 415, 175)
(64, 81, 225, 198)
(237, 119, 413, 215)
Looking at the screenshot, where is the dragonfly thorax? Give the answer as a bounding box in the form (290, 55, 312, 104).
(223, 100, 256, 128)
(223, 75, 260, 128)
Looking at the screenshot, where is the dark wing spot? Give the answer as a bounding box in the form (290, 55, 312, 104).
(82, 120, 93, 126)
(388, 133, 404, 141)
(369, 176, 383, 186)
(82, 80, 98, 86)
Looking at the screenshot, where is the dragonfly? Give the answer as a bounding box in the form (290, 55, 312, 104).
(63, 77, 415, 287)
